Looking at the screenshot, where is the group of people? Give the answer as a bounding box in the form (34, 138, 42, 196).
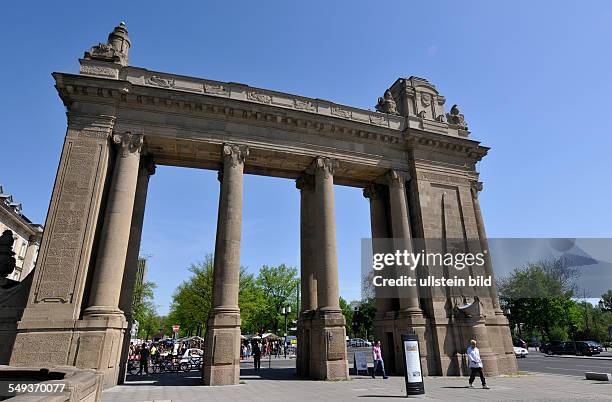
(128, 341, 189, 375)
(241, 339, 291, 360)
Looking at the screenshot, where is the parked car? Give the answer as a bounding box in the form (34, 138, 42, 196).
(574, 341, 601, 356)
(512, 338, 527, 349)
(542, 340, 565, 355)
(179, 348, 203, 371)
(585, 341, 604, 353)
(348, 338, 372, 348)
(544, 341, 600, 356)
(513, 346, 528, 358)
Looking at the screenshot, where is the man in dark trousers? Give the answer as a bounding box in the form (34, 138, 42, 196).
(252, 340, 261, 372)
(138, 344, 150, 375)
(467, 339, 489, 389)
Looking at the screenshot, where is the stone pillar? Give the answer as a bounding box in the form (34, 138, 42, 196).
(72, 132, 142, 387)
(203, 144, 248, 386)
(364, 184, 397, 371)
(469, 182, 501, 312)
(308, 157, 348, 380)
(117, 155, 155, 383)
(385, 170, 428, 375)
(296, 174, 317, 377)
(470, 181, 517, 374)
(386, 170, 421, 314)
(297, 174, 318, 313)
(84, 133, 143, 317)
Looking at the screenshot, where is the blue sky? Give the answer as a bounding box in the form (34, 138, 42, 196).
(1, 1, 611, 315)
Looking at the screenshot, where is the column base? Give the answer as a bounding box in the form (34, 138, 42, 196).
(202, 310, 241, 386)
(11, 315, 127, 389)
(394, 310, 429, 376)
(309, 310, 349, 380)
(296, 310, 315, 377)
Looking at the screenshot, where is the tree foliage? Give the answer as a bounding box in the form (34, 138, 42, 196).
(167, 257, 299, 337)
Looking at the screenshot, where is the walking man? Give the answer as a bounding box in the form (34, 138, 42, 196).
(371, 341, 388, 379)
(252, 340, 261, 372)
(138, 344, 150, 375)
(467, 339, 489, 389)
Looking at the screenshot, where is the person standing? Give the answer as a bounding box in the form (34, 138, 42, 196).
(371, 341, 388, 379)
(467, 339, 489, 389)
(138, 344, 150, 375)
(252, 340, 261, 372)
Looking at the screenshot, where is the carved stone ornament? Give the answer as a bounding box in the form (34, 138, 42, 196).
(385, 170, 410, 189)
(331, 107, 351, 118)
(113, 133, 144, 156)
(421, 93, 432, 107)
(0, 230, 16, 278)
(295, 174, 315, 191)
(363, 184, 384, 200)
(446, 104, 468, 129)
(147, 75, 175, 88)
(222, 144, 249, 168)
(142, 155, 156, 176)
(310, 156, 338, 179)
(470, 181, 483, 198)
(83, 22, 130, 66)
(247, 92, 272, 104)
(375, 89, 399, 115)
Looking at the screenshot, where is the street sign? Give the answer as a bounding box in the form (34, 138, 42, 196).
(172, 324, 180, 333)
(401, 333, 425, 395)
(354, 351, 368, 374)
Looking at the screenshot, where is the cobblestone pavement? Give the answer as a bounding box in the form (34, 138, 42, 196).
(102, 363, 612, 402)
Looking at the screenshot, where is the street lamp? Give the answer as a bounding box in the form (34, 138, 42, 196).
(282, 306, 291, 358)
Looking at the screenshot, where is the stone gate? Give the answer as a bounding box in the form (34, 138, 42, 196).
(5, 23, 517, 387)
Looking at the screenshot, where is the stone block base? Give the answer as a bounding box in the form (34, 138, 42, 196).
(296, 310, 315, 377)
(309, 310, 349, 381)
(10, 313, 127, 389)
(202, 309, 241, 386)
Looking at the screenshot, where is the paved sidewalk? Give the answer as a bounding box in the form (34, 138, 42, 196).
(102, 369, 612, 401)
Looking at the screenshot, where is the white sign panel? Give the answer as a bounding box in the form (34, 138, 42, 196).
(403, 340, 422, 383)
(354, 352, 368, 371)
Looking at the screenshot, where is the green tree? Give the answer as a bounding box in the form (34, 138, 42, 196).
(339, 297, 354, 336)
(498, 259, 580, 341)
(255, 264, 299, 333)
(352, 298, 376, 340)
(167, 255, 215, 337)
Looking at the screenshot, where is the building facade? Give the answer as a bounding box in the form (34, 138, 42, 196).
(0, 186, 43, 281)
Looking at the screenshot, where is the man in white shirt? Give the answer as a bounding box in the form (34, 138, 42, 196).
(467, 339, 489, 389)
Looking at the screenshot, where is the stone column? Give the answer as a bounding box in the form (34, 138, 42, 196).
(386, 170, 428, 375)
(386, 170, 421, 314)
(364, 183, 397, 373)
(364, 184, 394, 316)
(117, 155, 155, 384)
(312, 157, 340, 312)
(296, 174, 317, 377)
(470, 181, 516, 374)
(469, 182, 501, 312)
(84, 133, 143, 317)
(297, 174, 317, 313)
(308, 157, 348, 380)
(203, 144, 248, 386)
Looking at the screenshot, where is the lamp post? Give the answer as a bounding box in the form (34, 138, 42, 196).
(282, 306, 291, 358)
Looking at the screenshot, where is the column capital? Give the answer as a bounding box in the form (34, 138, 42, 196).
(141, 154, 156, 176)
(307, 156, 338, 179)
(113, 132, 143, 156)
(363, 183, 385, 200)
(470, 180, 483, 197)
(222, 144, 249, 168)
(295, 174, 315, 191)
(384, 169, 410, 189)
